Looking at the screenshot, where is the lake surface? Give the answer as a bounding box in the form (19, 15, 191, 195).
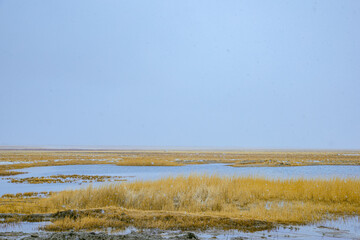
(1, 164, 360, 195)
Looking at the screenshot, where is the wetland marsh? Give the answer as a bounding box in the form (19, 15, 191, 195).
(0, 150, 360, 239)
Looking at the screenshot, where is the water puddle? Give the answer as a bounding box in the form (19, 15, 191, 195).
(0, 221, 50, 233)
(195, 217, 360, 239)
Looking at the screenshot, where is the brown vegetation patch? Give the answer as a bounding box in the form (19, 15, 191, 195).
(5, 175, 125, 184)
(0, 213, 52, 223)
(1, 191, 53, 199)
(1, 150, 359, 170)
(0, 170, 25, 176)
(44, 208, 273, 232)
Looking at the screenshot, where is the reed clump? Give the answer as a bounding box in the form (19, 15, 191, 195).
(1, 175, 360, 230)
(31, 175, 360, 231)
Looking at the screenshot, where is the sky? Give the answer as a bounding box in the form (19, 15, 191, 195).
(0, 0, 359, 149)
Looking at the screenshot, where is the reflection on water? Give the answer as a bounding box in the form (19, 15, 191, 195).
(197, 216, 360, 240)
(1, 217, 359, 240)
(0, 221, 49, 233)
(1, 164, 360, 195)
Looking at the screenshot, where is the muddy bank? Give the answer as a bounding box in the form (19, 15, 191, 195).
(0, 213, 53, 222)
(0, 209, 274, 233)
(1, 231, 200, 240)
(1, 218, 359, 240)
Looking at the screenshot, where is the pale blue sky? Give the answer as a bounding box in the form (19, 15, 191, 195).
(1, 0, 359, 149)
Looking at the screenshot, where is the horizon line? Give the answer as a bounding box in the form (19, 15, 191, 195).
(0, 145, 359, 152)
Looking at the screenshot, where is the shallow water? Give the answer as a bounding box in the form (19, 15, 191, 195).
(197, 217, 360, 239)
(1, 217, 359, 239)
(107, 217, 360, 239)
(1, 164, 360, 195)
(0, 221, 49, 233)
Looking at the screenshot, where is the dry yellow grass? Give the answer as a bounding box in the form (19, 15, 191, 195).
(42, 175, 360, 220)
(2, 175, 358, 231)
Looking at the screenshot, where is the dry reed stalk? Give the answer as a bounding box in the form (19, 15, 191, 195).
(36, 175, 360, 224)
(2, 175, 360, 230)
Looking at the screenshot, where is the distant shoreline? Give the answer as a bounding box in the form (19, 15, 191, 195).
(0, 146, 359, 152)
